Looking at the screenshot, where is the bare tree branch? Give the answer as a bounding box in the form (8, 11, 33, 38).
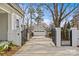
(60, 5, 78, 22)
(54, 4, 58, 20)
(59, 4, 70, 23)
(62, 4, 70, 16)
(44, 4, 55, 21)
(58, 4, 64, 21)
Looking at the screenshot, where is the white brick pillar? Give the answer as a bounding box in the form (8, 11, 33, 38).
(55, 28, 61, 47)
(71, 28, 77, 47)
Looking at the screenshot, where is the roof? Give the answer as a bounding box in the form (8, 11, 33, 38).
(7, 3, 24, 16)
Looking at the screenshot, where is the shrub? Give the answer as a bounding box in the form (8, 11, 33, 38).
(0, 41, 13, 52)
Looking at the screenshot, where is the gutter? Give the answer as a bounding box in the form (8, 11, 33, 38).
(7, 3, 24, 17)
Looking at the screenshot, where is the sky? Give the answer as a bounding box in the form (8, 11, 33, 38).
(19, 3, 78, 27)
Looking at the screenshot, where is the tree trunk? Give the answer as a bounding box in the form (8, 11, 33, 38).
(30, 13, 32, 29)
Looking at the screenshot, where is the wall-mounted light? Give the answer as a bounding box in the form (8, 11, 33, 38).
(16, 19, 19, 28)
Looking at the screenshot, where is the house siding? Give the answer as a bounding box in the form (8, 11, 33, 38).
(0, 13, 8, 41)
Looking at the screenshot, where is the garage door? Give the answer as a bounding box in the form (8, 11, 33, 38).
(34, 31, 46, 36)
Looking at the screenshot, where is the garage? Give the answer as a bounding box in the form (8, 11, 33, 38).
(33, 24, 46, 36)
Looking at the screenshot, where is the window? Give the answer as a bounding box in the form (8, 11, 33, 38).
(35, 31, 44, 32)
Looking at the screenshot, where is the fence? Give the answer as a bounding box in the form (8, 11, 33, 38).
(51, 27, 79, 47)
(52, 28, 56, 45)
(69, 28, 79, 47)
(20, 27, 79, 47)
(21, 29, 28, 45)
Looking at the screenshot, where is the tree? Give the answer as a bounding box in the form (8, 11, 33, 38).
(67, 22, 71, 29)
(18, 3, 35, 40)
(18, 3, 28, 29)
(35, 6, 44, 25)
(28, 4, 35, 28)
(43, 3, 78, 27)
(71, 6, 79, 28)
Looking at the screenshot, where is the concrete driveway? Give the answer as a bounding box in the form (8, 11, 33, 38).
(14, 36, 79, 56)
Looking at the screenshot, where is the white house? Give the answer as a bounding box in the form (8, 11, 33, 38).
(0, 3, 25, 46)
(33, 22, 47, 36)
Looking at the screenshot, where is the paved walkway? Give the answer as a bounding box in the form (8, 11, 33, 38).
(14, 36, 79, 56)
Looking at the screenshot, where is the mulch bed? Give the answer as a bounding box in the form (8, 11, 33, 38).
(0, 46, 20, 56)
